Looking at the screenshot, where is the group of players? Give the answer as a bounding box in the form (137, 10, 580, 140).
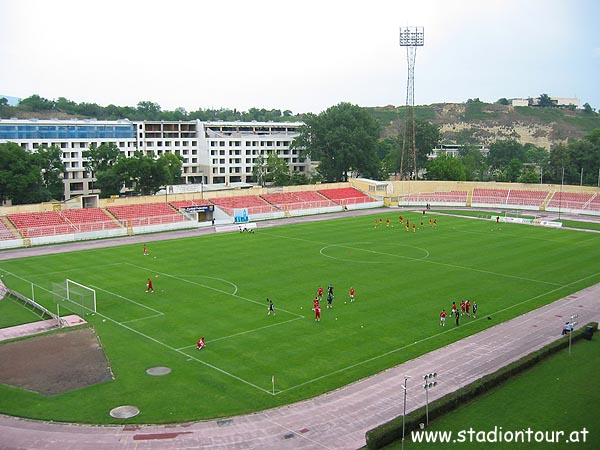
(312, 284, 355, 322)
(439, 299, 478, 326)
(373, 214, 437, 232)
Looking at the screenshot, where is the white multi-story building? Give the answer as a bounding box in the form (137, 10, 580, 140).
(0, 118, 308, 200)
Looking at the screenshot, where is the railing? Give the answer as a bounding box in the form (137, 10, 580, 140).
(121, 214, 187, 228)
(20, 221, 120, 238)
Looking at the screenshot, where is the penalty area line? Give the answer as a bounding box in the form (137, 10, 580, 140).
(176, 316, 305, 350)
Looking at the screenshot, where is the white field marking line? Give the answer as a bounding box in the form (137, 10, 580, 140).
(175, 316, 305, 350)
(168, 274, 239, 295)
(0, 267, 273, 394)
(89, 284, 164, 316)
(1, 262, 125, 280)
(124, 262, 304, 318)
(319, 242, 430, 264)
(88, 308, 272, 394)
(276, 273, 600, 396)
(448, 225, 585, 243)
(574, 235, 600, 246)
(259, 231, 563, 287)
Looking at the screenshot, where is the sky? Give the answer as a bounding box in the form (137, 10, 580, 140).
(1, 0, 599, 114)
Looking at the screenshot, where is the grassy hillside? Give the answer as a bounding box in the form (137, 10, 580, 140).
(366, 102, 600, 149)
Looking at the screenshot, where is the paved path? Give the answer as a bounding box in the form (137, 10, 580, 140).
(0, 315, 86, 342)
(1, 283, 598, 450)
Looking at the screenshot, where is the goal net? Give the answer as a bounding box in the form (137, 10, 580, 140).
(52, 279, 97, 317)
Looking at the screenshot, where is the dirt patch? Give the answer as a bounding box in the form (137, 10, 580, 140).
(0, 327, 113, 395)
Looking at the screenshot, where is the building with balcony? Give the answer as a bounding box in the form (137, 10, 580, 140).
(0, 118, 309, 200)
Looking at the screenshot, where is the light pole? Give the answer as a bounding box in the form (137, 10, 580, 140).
(558, 166, 564, 220)
(401, 375, 411, 450)
(569, 314, 578, 355)
(423, 372, 438, 426)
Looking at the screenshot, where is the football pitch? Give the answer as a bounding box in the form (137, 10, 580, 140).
(0, 210, 599, 424)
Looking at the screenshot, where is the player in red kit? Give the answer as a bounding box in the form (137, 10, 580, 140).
(465, 300, 471, 317)
(440, 309, 447, 326)
(196, 337, 205, 350)
(146, 278, 154, 293)
(349, 287, 355, 303)
(317, 286, 323, 301)
(314, 303, 321, 322)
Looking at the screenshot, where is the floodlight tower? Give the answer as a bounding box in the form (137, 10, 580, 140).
(399, 26, 424, 179)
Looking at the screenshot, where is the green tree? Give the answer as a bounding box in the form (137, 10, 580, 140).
(292, 102, 380, 182)
(518, 165, 541, 183)
(18, 94, 54, 111)
(459, 144, 488, 181)
(567, 139, 599, 186)
(137, 101, 162, 120)
(496, 98, 510, 105)
(157, 153, 183, 185)
(425, 153, 465, 181)
(252, 155, 267, 187)
(582, 103, 595, 114)
(32, 145, 65, 200)
(116, 151, 170, 195)
(546, 143, 571, 184)
(94, 166, 123, 198)
(414, 120, 443, 173)
(83, 143, 123, 197)
(487, 140, 526, 174)
(506, 158, 523, 182)
(538, 93, 554, 108)
(0, 142, 47, 204)
(267, 153, 291, 186)
(377, 136, 401, 179)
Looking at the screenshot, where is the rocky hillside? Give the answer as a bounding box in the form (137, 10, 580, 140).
(368, 102, 600, 150)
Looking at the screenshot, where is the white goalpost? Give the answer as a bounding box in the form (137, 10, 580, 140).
(52, 279, 97, 317)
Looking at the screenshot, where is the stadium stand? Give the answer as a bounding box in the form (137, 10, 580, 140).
(547, 192, 595, 210)
(60, 208, 121, 232)
(260, 191, 336, 210)
(588, 193, 600, 211)
(0, 220, 18, 240)
(106, 202, 186, 227)
(7, 208, 122, 238)
(317, 187, 374, 205)
(473, 188, 552, 208)
(208, 195, 278, 215)
(506, 189, 549, 207)
(402, 190, 468, 204)
(7, 211, 73, 238)
(472, 188, 510, 204)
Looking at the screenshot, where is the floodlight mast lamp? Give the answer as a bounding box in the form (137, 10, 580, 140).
(399, 26, 424, 180)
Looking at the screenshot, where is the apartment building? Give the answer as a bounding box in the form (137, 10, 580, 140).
(0, 118, 308, 200)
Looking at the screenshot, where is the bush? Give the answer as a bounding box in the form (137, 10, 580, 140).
(365, 322, 599, 449)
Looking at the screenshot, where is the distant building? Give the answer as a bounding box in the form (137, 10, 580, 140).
(429, 143, 489, 159)
(0, 118, 309, 200)
(511, 98, 529, 107)
(511, 96, 580, 108)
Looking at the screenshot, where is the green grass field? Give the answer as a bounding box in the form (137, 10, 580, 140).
(385, 337, 600, 450)
(0, 211, 599, 424)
